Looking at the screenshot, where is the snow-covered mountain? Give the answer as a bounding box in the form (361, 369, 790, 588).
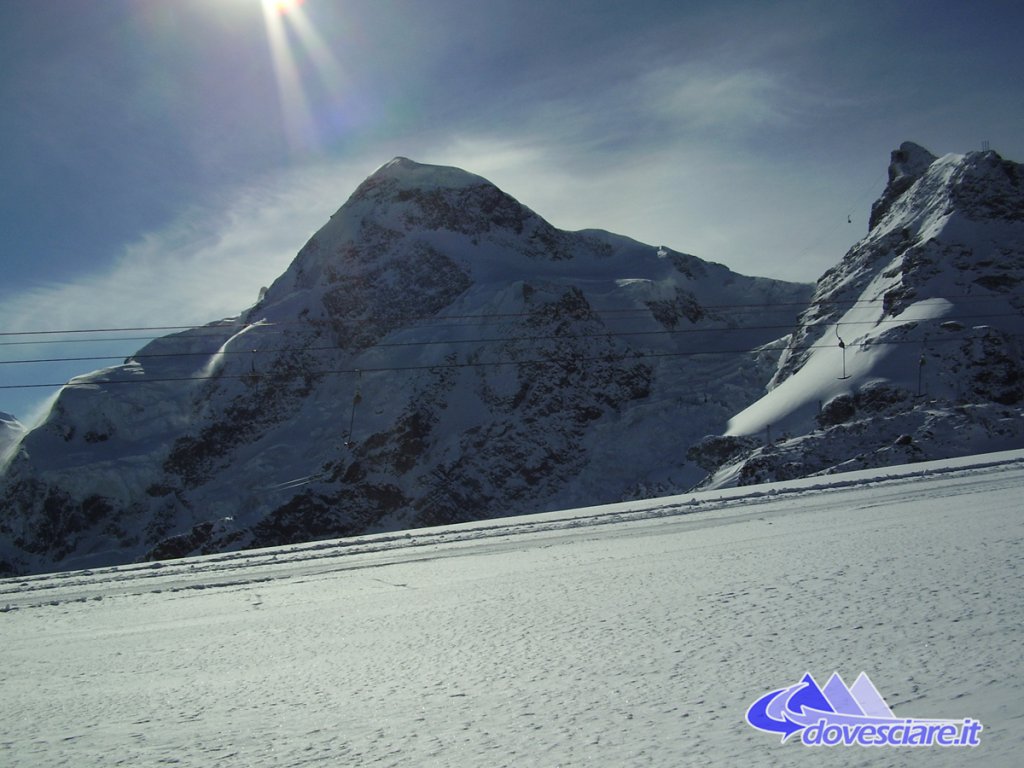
(695, 142, 1024, 487)
(0, 157, 810, 575)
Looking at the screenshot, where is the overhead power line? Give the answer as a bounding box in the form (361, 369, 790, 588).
(0, 310, 1019, 368)
(0, 330, 1017, 391)
(0, 290, 1011, 341)
(0, 324, 220, 338)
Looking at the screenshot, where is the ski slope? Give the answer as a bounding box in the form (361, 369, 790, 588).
(3, 450, 1023, 767)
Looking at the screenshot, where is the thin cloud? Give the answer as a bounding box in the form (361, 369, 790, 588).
(0, 160, 373, 420)
(0, 164, 365, 337)
(638, 66, 791, 132)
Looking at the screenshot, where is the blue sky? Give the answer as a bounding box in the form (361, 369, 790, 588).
(2, 0, 1023, 422)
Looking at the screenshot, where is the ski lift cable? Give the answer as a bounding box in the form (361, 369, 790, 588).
(1, 310, 1020, 368)
(0, 285, 1003, 341)
(792, 171, 887, 262)
(2, 330, 1019, 391)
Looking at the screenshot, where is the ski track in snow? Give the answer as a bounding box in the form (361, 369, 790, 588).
(2, 451, 1023, 767)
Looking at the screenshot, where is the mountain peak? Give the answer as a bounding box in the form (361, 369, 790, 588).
(869, 141, 939, 229)
(381, 155, 417, 168)
(890, 141, 938, 180)
(364, 156, 491, 192)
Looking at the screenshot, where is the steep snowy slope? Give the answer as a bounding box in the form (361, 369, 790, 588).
(696, 143, 1024, 487)
(0, 158, 810, 574)
(0, 412, 26, 469)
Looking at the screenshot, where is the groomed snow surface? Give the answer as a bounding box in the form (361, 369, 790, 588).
(3, 450, 1022, 767)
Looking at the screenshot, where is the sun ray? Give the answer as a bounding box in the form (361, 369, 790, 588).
(260, 0, 316, 152)
(282, 3, 346, 99)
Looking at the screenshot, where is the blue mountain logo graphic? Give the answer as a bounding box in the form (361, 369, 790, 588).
(745, 672, 982, 748)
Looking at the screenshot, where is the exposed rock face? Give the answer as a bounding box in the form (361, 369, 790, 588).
(0, 158, 809, 574)
(869, 141, 938, 230)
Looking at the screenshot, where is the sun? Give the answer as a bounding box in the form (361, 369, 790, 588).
(262, 0, 305, 15)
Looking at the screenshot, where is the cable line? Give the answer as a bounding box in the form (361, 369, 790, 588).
(0, 290, 1012, 341)
(1, 330, 1017, 391)
(1, 310, 1020, 367)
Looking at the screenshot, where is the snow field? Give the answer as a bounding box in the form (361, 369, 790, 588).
(2, 451, 1023, 766)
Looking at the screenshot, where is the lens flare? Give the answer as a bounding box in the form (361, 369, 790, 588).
(258, 0, 349, 154)
(263, 0, 305, 15)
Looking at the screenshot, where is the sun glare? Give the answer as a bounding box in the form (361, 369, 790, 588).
(263, 0, 304, 15)
(258, 0, 345, 153)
